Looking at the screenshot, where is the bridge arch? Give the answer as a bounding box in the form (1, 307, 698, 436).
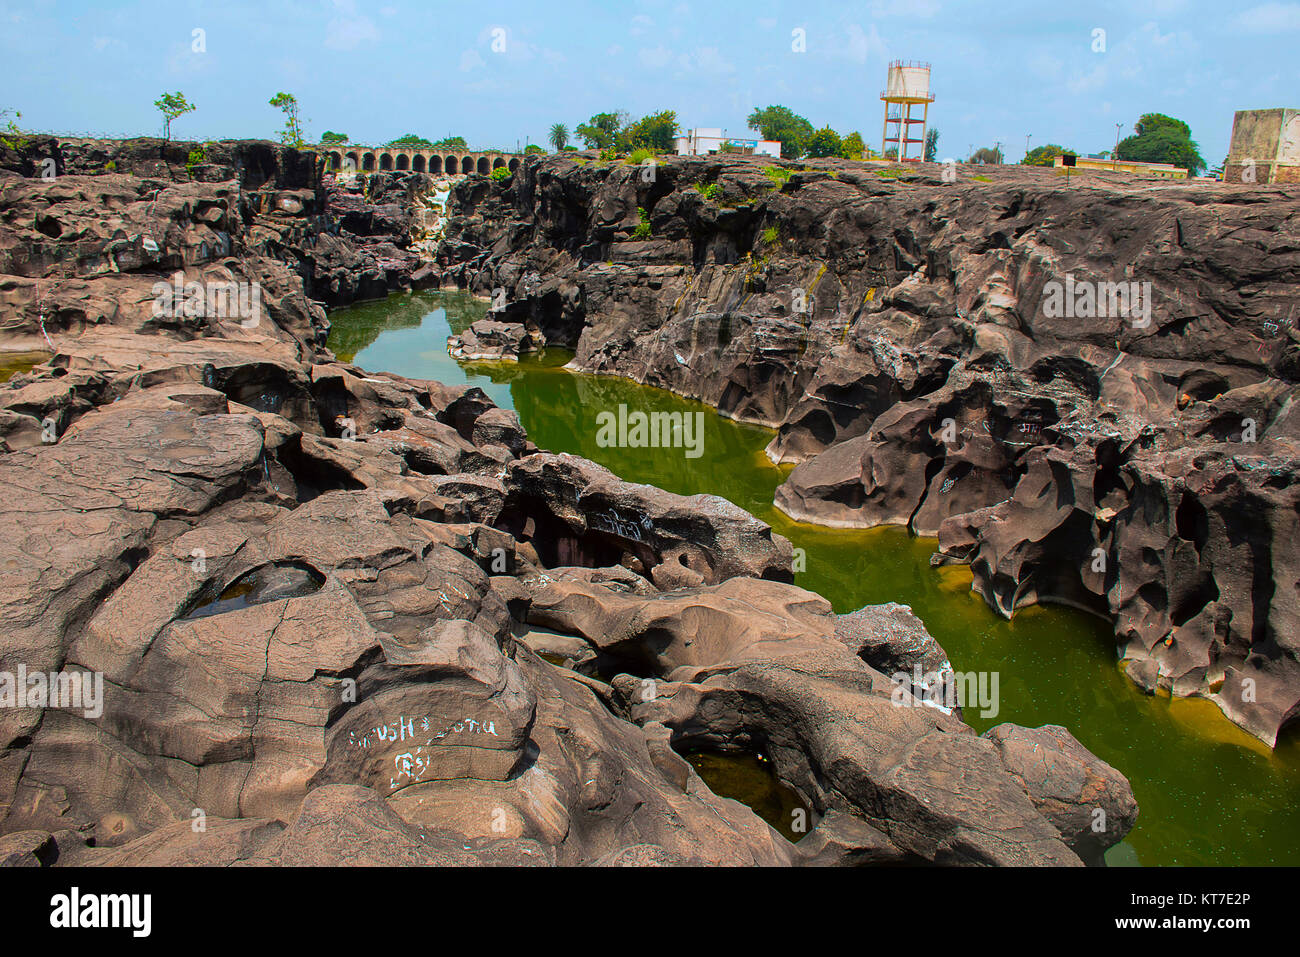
(346, 151, 359, 171)
(396, 153, 410, 171)
(427, 155, 442, 174)
(445, 155, 457, 173)
(380, 153, 394, 171)
(508, 158, 519, 172)
(461, 156, 474, 174)
(362, 152, 375, 171)
(477, 157, 490, 174)
(327, 151, 342, 170)
(412, 154, 425, 172)
(492, 156, 506, 169)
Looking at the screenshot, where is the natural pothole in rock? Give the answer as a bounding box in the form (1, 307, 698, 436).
(184, 562, 325, 619)
(679, 746, 814, 843)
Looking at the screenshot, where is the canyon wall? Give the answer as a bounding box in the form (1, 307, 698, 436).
(438, 153, 1300, 746)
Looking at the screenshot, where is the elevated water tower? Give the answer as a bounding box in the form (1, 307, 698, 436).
(880, 60, 934, 162)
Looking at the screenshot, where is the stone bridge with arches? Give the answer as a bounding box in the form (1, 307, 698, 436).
(318, 145, 524, 176)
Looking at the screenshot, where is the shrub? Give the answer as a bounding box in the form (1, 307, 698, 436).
(185, 144, 207, 176)
(632, 207, 652, 239)
(628, 147, 655, 165)
(700, 182, 721, 201)
(763, 166, 793, 186)
(490, 165, 511, 181)
(761, 225, 780, 245)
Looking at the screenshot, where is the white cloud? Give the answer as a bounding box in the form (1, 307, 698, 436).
(324, 0, 379, 51)
(1066, 62, 1109, 94)
(1139, 21, 1178, 47)
(636, 44, 735, 75)
(165, 40, 211, 77)
(688, 46, 735, 74)
(630, 14, 654, 36)
(607, 43, 624, 57)
(1235, 2, 1300, 31)
(459, 49, 486, 72)
(844, 23, 888, 64)
(639, 44, 674, 69)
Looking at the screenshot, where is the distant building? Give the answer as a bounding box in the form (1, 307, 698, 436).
(1224, 108, 1300, 184)
(1053, 155, 1188, 179)
(674, 128, 781, 158)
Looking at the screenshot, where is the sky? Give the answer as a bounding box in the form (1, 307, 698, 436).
(1, 0, 1297, 165)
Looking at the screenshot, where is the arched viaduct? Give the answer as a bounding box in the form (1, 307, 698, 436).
(318, 145, 524, 176)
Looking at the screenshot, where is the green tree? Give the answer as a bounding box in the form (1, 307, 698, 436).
(841, 131, 865, 159)
(155, 91, 196, 142)
(321, 131, 348, 145)
(388, 133, 434, 146)
(805, 125, 842, 159)
(619, 110, 678, 152)
(970, 146, 1002, 165)
(431, 136, 467, 148)
(525, 144, 545, 154)
(747, 105, 813, 159)
(1134, 113, 1190, 138)
(1116, 113, 1205, 173)
(0, 108, 26, 151)
(548, 123, 569, 152)
(268, 92, 305, 148)
(1021, 144, 1069, 166)
(924, 128, 939, 162)
(575, 112, 624, 150)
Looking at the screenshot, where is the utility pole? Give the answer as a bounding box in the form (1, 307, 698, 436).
(1025, 134, 1031, 162)
(994, 140, 1002, 165)
(1114, 123, 1121, 171)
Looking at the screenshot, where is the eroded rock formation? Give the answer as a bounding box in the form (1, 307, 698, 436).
(437, 152, 1299, 746)
(0, 141, 1136, 865)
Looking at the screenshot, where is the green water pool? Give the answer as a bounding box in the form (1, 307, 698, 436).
(329, 289, 1300, 866)
(0, 351, 49, 383)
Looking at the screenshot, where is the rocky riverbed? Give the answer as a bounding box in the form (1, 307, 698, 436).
(438, 152, 1299, 749)
(0, 138, 1145, 866)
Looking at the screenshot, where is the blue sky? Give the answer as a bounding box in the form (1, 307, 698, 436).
(2, 0, 1297, 164)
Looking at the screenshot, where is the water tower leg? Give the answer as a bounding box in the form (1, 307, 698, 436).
(921, 101, 930, 161)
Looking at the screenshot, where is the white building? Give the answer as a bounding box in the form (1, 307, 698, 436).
(674, 127, 781, 158)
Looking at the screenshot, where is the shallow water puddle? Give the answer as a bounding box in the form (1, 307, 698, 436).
(682, 748, 812, 843)
(185, 564, 324, 620)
